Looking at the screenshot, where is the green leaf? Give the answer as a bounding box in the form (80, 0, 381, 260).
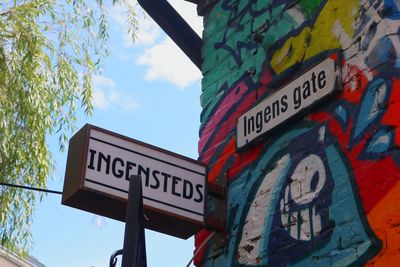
(0, 0, 139, 254)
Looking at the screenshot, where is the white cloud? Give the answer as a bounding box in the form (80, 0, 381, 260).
(168, 0, 203, 36)
(137, 38, 202, 88)
(133, 18, 160, 46)
(134, 1, 203, 88)
(92, 75, 138, 111)
(108, 3, 161, 47)
(108, 1, 204, 89)
(108, 0, 203, 45)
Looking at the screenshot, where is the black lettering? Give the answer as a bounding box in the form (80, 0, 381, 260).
(293, 86, 302, 109)
(247, 116, 255, 135)
(243, 116, 247, 137)
(87, 149, 96, 170)
(318, 70, 326, 89)
(161, 172, 171, 193)
(125, 161, 136, 181)
(97, 152, 111, 174)
(172, 176, 182, 197)
(280, 95, 288, 112)
(311, 71, 317, 93)
(302, 80, 311, 99)
(151, 170, 160, 189)
(194, 184, 204, 203)
(138, 165, 150, 186)
(272, 99, 280, 118)
(264, 106, 271, 123)
(112, 157, 124, 178)
(255, 110, 263, 133)
(183, 180, 193, 199)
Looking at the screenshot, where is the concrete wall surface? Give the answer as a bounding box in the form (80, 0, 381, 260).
(196, 0, 400, 266)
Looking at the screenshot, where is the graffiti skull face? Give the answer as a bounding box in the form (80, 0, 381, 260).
(280, 154, 328, 241)
(230, 123, 380, 267)
(266, 126, 335, 265)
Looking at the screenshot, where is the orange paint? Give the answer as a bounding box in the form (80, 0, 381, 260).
(366, 182, 400, 266)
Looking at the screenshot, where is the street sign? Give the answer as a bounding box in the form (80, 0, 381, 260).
(236, 55, 341, 149)
(62, 124, 207, 239)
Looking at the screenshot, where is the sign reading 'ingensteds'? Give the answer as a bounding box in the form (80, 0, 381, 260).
(236, 56, 340, 149)
(62, 124, 206, 239)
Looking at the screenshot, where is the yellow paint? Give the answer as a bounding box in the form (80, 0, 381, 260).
(271, 28, 312, 74)
(271, 0, 359, 74)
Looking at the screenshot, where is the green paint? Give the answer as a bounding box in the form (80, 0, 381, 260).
(297, 0, 325, 19)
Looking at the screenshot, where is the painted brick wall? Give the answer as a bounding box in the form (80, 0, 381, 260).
(196, 0, 400, 266)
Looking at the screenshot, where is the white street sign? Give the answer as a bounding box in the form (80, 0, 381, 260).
(236, 56, 340, 149)
(62, 124, 207, 239)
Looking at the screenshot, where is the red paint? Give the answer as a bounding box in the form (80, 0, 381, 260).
(194, 229, 212, 265)
(200, 85, 267, 163)
(382, 79, 400, 145)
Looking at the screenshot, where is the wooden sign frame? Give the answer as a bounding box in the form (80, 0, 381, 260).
(62, 124, 207, 239)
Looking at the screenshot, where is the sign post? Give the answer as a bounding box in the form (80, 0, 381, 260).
(121, 175, 147, 267)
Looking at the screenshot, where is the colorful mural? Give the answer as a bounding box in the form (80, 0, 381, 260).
(196, 0, 400, 266)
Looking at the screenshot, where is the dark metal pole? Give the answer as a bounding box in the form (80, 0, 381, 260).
(121, 175, 147, 267)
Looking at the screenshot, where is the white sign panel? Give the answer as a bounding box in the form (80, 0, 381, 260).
(84, 128, 206, 223)
(237, 56, 340, 149)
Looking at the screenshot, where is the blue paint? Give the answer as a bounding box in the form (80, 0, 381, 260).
(214, 0, 299, 69)
(217, 124, 381, 266)
(265, 127, 380, 266)
(384, 0, 400, 20)
(267, 126, 335, 266)
(334, 105, 348, 128)
(219, 127, 309, 266)
(367, 129, 393, 153)
(359, 127, 395, 160)
(350, 78, 391, 147)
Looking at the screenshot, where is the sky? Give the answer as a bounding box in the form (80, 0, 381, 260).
(30, 1, 204, 266)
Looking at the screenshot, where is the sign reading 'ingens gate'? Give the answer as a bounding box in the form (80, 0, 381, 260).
(237, 56, 340, 148)
(62, 124, 206, 239)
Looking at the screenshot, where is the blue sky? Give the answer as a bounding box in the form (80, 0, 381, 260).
(30, 1, 203, 266)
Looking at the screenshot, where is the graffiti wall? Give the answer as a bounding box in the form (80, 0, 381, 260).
(196, 0, 400, 266)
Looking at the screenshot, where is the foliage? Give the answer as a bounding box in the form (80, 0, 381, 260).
(0, 0, 137, 254)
